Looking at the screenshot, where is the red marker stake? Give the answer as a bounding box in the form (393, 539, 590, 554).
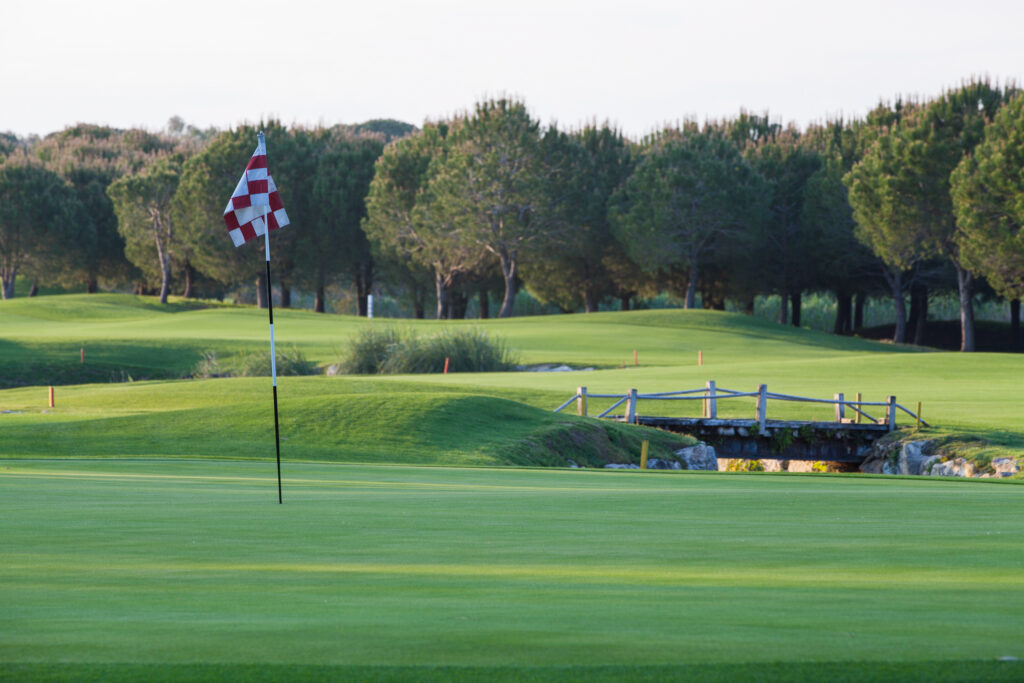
(444, 357, 450, 374)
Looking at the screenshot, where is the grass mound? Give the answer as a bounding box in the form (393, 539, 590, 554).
(0, 378, 691, 467)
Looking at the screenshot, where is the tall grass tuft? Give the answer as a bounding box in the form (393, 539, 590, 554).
(235, 347, 319, 377)
(338, 327, 518, 374)
(336, 326, 405, 374)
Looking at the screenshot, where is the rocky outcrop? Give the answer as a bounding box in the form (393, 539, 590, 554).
(675, 443, 718, 471)
(860, 439, 1021, 478)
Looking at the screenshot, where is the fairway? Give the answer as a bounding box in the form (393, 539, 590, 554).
(3, 460, 1023, 681)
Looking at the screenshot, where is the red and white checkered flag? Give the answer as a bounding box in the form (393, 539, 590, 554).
(223, 132, 290, 247)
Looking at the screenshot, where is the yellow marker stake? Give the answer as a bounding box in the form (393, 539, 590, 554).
(917, 402, 922, 428)
(640, 440, 649, 470)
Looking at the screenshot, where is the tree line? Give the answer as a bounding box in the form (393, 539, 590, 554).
(2, 78, 1023, 351)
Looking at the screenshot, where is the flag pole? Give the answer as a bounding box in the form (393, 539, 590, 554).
(261, 131, 283, 505)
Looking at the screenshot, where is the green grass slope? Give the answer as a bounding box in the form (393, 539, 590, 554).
(2, 460, 1022, 681)
(4, 293, 1024, 461)
(0, 378, 691, 467)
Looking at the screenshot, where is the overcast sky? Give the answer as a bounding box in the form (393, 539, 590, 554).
(4, 0, 1023, 139)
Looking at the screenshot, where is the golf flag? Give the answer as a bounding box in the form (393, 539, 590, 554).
(223, 134, 290, 247)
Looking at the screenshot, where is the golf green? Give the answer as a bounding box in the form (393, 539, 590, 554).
(2, 459, 1022, 680)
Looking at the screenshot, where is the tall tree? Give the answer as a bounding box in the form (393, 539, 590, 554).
(745, 128, 823, 325)
(0, 157, 90, 299)
(846, 82, 1009, 350)
(426, 99, 556, 317)
(611, 129, 770, 308)
(363, 122, 487, 319)
(296, 129, 383, 314)
(952, 92, 1024, 346)
(844, 100, 926, 343)
(522, 123, 637, 313)
(107, 158, 182, 304)
(174, 122, 294, 308)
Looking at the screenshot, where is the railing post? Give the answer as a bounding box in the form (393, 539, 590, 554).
(887, 395, 896, 431)
(834, 393, 844, 423)
(756, 384, 767, 434)
(705, 380, 717, 419)
(856, 392, 862, 424)
(577, 386, 588, 417)
(626, 388, 638, 424)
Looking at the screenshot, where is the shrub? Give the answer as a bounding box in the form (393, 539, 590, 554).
(193, 351, 227, 378)
(337, 326, 518, 375)
(235, 347, 319, 377)
(335, 326, 405, 375)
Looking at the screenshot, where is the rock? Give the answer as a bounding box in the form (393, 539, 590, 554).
(787, 460, 815, 473)
(992, 458, 1019, 477)
(760, 459, 785, 472)
(928, 457, 975, 478)
(675, 443, 718, 471)
(567, 460, 582, 469)
(604, 463, 639, 469)
(646, 458, 682, 470)
(898, 440, 936, 475)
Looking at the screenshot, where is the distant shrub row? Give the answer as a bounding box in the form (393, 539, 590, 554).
(336, 326, 518, 375)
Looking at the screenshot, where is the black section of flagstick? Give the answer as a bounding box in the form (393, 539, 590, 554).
(265, 257, 282, 504)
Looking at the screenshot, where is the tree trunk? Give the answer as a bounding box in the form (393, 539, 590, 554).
(158, 263, 170, 305)
(478, 285, 489, 319)
(854, 291, 865, 330)
(744, 296, 755, 316)
(355, 268, 370, 317)
(620, 295, 631, 311)
(887, 269, 906, 344)
(1011, 299, 1021, 351)
(791, 291, 802, 327)
(28, 281, 38, 297)
(833, 290, 851, 335)
(86, 276, 98, 293)
(956, 265, 975, 352)
(583, 287, 597, 313)
(684, 262, 698, 309)
(450, 289, 468, 319)
(256, 271, 268, 309)
(497, 250, 518, 318)
(314, 285, 326, 313)
(279, 279, 291, 308)
(778, 292, 789, 325)
(414, 288, 426, 319)
(182, 263, 194, 299)
(910, 283, 928, 346)
(434, 270, 448, 320)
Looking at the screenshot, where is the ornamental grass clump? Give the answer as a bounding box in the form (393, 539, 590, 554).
(235, 347, 319, 377)
(338, 327, 517, 374)
(336, 326, 405, 375)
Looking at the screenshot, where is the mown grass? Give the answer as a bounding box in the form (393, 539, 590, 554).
(4, 293, 1024, 463)
(0, 378, 691, 467)
(1, 460, 1022, 681)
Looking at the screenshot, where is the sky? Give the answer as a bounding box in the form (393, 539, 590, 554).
(4, 0, 1024, 140)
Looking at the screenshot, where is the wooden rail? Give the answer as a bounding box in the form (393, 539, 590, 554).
(554, 381, 928, 432)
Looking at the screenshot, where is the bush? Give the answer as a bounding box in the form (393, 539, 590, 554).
(335, 326, 405, 375)
(337, 326, 518, 375)
(193, 351, 228, 378)
(235, 347, 319, 377)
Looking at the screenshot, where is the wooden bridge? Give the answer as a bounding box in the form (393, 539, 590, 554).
(554, 382, 928, 463)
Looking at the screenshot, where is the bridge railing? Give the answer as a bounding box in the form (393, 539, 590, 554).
(553, 381, 928, 432)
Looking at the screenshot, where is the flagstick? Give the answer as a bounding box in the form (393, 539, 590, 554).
(264, 188, 283, 505)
